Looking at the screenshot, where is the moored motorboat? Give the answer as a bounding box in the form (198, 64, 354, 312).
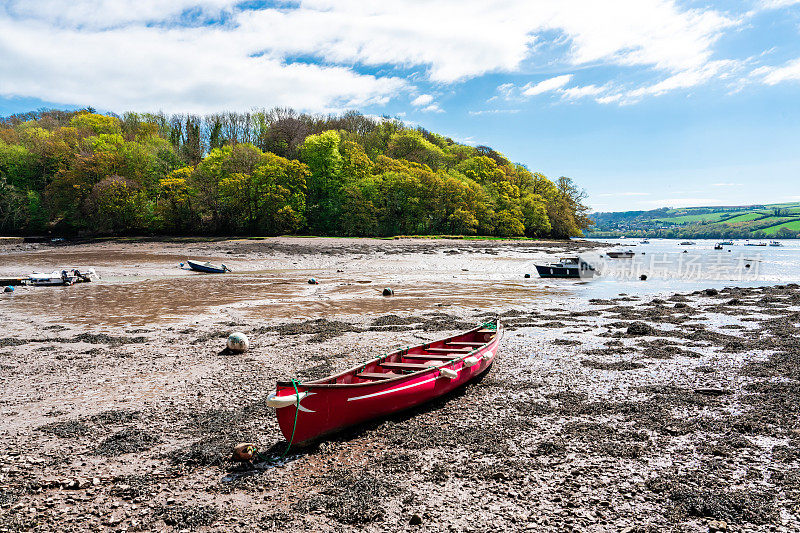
(27, 268, 96, 286)
(720, 241, 734, 246)
(714, 243, 723, 250)
(606, 250, 635, 258)
(184, 260, 230, 273)
(679, 241, 695, 245)
(535, 256, 597, 278)
(640, 239, 650, 244)
(769, 241, 783, 247)
(267, 320, 502, 444)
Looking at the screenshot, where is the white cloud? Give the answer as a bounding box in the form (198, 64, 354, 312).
(759, 0, 800, 8)
(422, 104, 444, 113)
(411, 94, 434, 107)
(561, 84, 607, 100)
(0, 11, 406, 114)
(0, 0, 755, 111)
(468, 109, 521, 116)
(522, 75, 573, 97)
(753, 58, 800, 85)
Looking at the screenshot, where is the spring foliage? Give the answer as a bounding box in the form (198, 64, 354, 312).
(0, 108, 592, 238)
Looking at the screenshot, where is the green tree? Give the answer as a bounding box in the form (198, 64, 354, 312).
(300, 130, 343, 234)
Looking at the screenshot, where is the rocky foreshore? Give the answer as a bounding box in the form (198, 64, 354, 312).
(1, 240, 798, 532)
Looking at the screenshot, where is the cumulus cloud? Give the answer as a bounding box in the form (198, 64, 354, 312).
(411, 94, 434, 107)
(0, 0, 761, 112)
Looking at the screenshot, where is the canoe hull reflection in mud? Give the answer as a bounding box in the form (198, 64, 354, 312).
(269, 321, 503, 444)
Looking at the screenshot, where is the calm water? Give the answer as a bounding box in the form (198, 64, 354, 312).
(554, 238, 800, 300)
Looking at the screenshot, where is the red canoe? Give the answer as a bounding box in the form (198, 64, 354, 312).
(267, 320, 503, 444)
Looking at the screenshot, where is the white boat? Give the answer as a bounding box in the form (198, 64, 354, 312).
(27, 268, 97, 286)
(769, 241, 783, 247)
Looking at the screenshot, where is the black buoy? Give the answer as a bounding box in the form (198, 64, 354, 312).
(308, 278, 319, 285)
(745, 264, 751, 269)
(524, 273, 531, 278)
(3, 286, 13, 293)
(640, 274, 647, 281)
(383, 287, 394, 296)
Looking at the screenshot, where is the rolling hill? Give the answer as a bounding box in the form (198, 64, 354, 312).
(589, 202, 800, 239)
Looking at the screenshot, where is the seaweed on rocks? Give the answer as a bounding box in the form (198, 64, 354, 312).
(91, 408, 141, 425)
(647, 472, 776, 525)
(581, 359, 646, 371)
(72, 333, 147, 346)
(626, 322, 657, 336)
(154, 503, 219, 530)
(295, 469, 388, 525)
(96, 428, 161, 455)
(111, 474, 156, 500)
(553, 339, 582, 346)
(36, 419, 92, 438)
(274, 318, 363, 343)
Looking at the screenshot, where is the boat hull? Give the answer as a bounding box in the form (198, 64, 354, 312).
(535, 264, 585, 278)
(186, 260, 228, 273)
(273, 325, 502, 444)
(606, 252, 634, 258)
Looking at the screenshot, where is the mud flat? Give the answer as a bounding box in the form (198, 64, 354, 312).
(1, 238, 799, 531)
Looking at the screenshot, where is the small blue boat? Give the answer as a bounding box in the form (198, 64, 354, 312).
(184, 260, 230, 273)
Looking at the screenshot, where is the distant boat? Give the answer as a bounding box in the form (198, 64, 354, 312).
(720, 241, 734, 246)
(184, 260, 230, 273)
(744, 242, 767, 247)
(640, 239, 650, 244)
(769, 241, 783, 247)
(679, 241, 695, 245)
(714, 243, 723, 250)
(606, 250, 635, 259)
(27, 268, 96, 286)
(535, 257, 598, 278)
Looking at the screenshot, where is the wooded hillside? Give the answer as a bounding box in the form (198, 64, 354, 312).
(0, 108, 591, 238)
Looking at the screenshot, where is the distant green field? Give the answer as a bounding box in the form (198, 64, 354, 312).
(653, 213, 728, 224)
(763, 220, 800, 235)
(723, 212, 763, 223)
(590, 201, 800, 238)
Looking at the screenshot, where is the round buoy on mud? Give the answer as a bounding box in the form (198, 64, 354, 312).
(3, 286, 13, 293)
(524, 273, 531, 278)
(232, 443, 257, 462)
(640, 274, 648, 281)
(383, 287, 394, 296)
(745, 264, 751, 269)
(227, 332, 249, 353)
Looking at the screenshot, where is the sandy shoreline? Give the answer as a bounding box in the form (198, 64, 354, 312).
(1, 239, 799, 532)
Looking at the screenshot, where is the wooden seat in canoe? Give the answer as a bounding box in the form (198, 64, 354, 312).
(356, 372, 401, 380)
(447, 341, 485, 347)
(404, 354, 458, 361)
(425, 347, 471, 353)
(477, 329, 496, 334)
(380, 362, 436, 372)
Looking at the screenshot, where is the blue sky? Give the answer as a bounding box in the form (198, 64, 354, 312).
(1, 0, 799, 212)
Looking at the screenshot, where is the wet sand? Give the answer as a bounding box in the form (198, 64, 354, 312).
(1, 238, 799, 532)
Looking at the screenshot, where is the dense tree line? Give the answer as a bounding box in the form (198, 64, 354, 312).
(0, 108, 592, 238)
